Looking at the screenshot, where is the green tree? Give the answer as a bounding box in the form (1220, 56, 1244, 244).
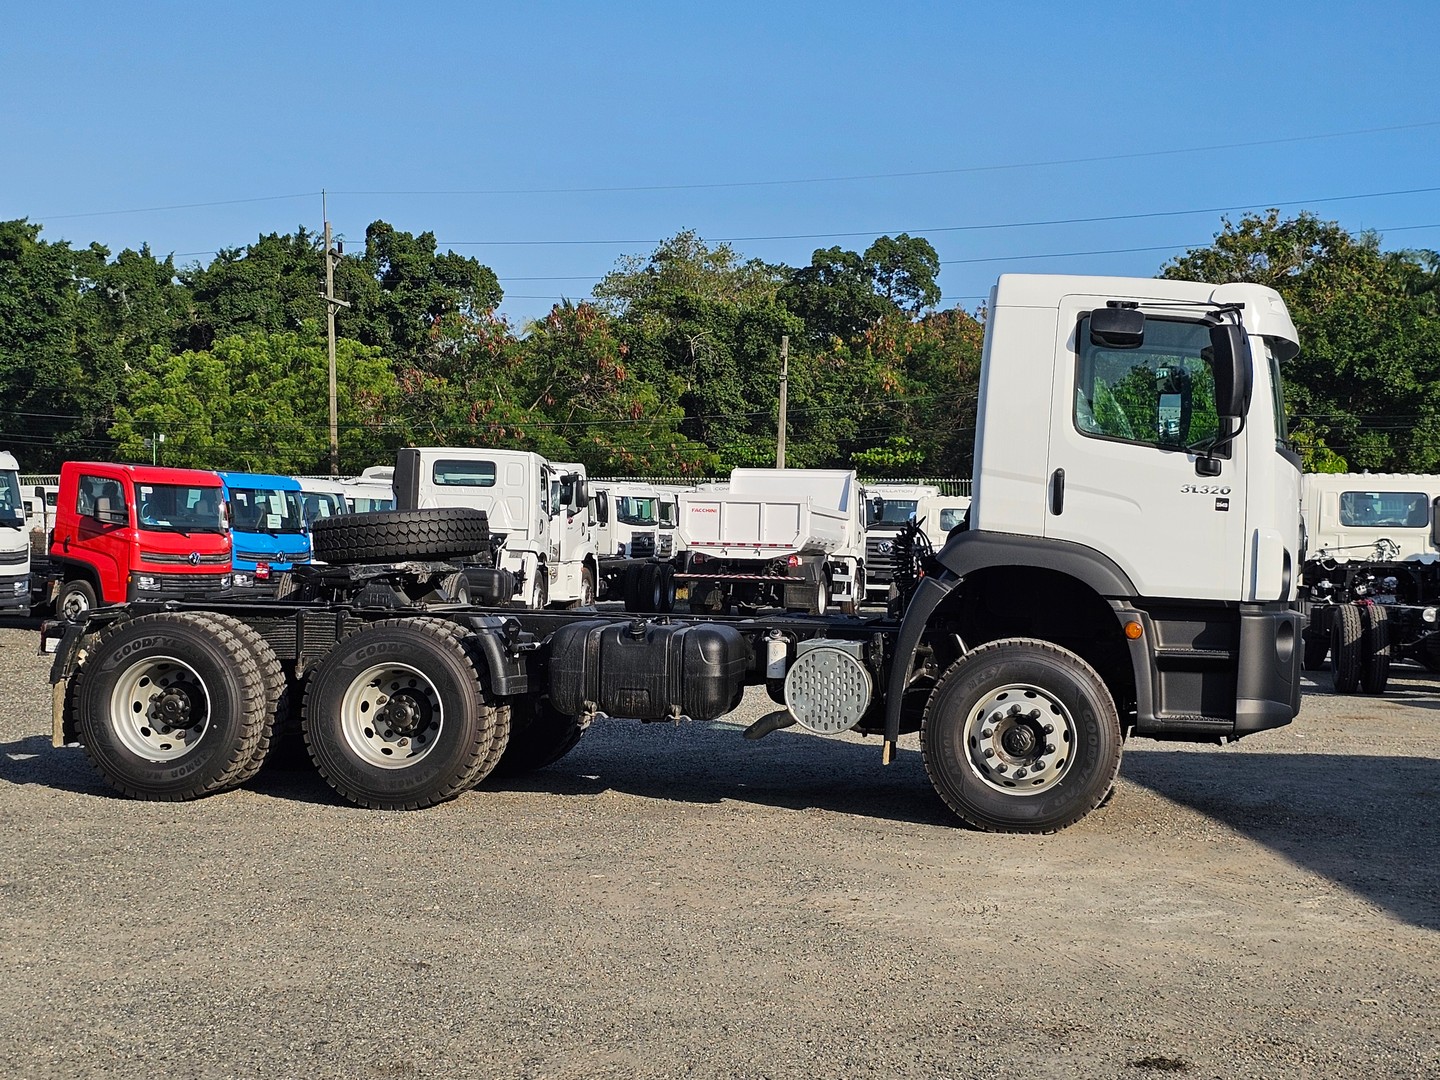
(110, 331, 400, 473)
(1163, 211, 1440, 472)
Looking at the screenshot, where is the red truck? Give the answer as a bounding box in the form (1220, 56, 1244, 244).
(42, 462, 233, 619)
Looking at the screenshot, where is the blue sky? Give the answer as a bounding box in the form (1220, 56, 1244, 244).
(4, 1, 1438, 327)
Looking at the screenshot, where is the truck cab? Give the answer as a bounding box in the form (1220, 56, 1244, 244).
(888, 273, 1303, 763)
(47, 462, 233, 619)
(394, 447, 598, 608)
(218, 472, 312, 596)
(0, 452, 29, 612)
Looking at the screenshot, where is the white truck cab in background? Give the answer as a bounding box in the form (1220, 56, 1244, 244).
(0, 453, 29, 612)
(394, 447, 598, 608)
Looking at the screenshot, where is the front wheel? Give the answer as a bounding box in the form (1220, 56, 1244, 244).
(921, 639, 1122, 834)
(58, 579, 98, 621)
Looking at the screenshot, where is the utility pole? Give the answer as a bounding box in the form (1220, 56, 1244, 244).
(321, 191, 350, 476)
(776, 335, 789, 469)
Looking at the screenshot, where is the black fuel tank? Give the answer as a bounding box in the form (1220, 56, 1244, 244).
(547, 619, 751, 721)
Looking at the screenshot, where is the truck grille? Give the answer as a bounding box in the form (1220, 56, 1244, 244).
(657, 533, 674, 559)
(143, 572, 230, 593)
(141, 550, 231, 566)
(631, 532, 656, 559)
(0, 548, 26, 566)
(866, 533, 899, 583)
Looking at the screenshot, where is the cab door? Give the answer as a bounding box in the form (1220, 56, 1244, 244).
(1044, 295, 1248, 601)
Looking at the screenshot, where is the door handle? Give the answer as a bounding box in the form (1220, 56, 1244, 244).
(1051, 469, 1065, 515)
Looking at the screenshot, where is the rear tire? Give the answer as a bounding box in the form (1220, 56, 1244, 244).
(491, 696, 588, 778)
(72, 612, 270, 800)
(1359, 605, 1391, 695)
(1301, 629, 1329, 671)
(302, 618, 498, 809)
(1330, 604, 1363, 694)
(570, 567, 596, 609)
(921, 638, 1122, 833)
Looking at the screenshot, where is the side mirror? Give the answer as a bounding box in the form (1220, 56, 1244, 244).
(1089, 307, 1145, 348)
(1431, 497, 1440, 551)
(1209, 322, 1252, 420)
(595, 492, 609, 526)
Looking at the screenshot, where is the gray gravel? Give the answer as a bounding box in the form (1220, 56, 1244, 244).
(0, 620, 1436, 1079)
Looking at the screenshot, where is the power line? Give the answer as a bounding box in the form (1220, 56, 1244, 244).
(35, 192, 319, 222)
(437, 184, 1440, 247)
(330, 120, 1440, 198)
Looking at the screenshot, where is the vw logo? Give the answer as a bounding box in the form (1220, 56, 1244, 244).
(877, 541, 894, 555)
(187, 551, 201, 566)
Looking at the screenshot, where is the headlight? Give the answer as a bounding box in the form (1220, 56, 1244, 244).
(1424, 607, 1438, 624)
(233, 572, 253, 588)
(135, 575, 161, 591)
(220, 574, 233, 589)
(12, 578, 28, 595)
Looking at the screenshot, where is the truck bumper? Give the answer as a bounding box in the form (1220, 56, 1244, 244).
(0, 573, 30, 610)
(1234, 602, 1304, 736)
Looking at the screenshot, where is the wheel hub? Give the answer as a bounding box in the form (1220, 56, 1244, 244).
(965, 684, 1075, 795)
(378, 691, 428, 736)
(339, 663, 444, 769)
(109, 656, 211, 761)
(153, 686, 195, 728)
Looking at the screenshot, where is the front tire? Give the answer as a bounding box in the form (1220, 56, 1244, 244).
(71, 612, 271, 800)
(921, 639, 1122, 834)
(58, 579, 97, 622)
(302, 618, 498, 809)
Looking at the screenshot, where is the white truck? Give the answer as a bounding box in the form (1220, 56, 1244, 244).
(42, 273, 1305, 835)
(1298, 472, 1440, 690)
(0, 453, 30, 612)
(864, 484, 941, 601)
(590, 479, 689, 600)
(393, 447, 598, 608)
(677, 468, 867, 615)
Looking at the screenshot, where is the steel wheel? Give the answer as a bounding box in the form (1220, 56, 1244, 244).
(338, 662, 443, 769)
(961, 683, 1076, 795)
(108, 655, 212, 761)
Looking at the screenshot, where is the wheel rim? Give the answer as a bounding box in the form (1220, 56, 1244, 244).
(963, 683, 1076, 796)
(62, 587, 91, 620)
(108, 655, 211, 761)
(339, 662, 443, 769)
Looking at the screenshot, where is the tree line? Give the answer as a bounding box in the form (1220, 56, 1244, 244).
(0, 211, 1435, 476)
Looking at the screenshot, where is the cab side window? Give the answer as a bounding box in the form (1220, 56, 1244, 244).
(1075, 316, 1221, 451)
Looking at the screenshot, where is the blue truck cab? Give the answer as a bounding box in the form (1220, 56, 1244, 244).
(218, 472, 312, 595)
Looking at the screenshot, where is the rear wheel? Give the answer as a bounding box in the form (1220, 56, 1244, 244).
(71, 612, 270, 800)
(1330, 604, 1363, 694)
(491, 696, 588, 778)
(921, 638, 1122, 833)
(1359, 605, 1391, 695)
(1301, 629, 1329, 671)
(302, 618, 498, 809)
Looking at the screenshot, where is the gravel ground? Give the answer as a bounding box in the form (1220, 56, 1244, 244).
(0, 619, 1436, 1080)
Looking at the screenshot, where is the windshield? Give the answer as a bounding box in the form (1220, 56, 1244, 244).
(300, 492, 347, 523)
(868, 499, 918, 525)
(615, 496, 657, 526)
(0, 471, 21, 525)
(230, 487, 304, 534)
(137, 484, 227, 533)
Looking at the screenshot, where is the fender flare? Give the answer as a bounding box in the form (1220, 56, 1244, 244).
(882, 530, 1138, 755)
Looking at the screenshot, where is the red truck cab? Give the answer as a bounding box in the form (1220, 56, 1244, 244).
(47, 463, 233, 619)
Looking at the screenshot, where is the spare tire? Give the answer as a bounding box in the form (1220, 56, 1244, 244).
(311, 508, 489, 564)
